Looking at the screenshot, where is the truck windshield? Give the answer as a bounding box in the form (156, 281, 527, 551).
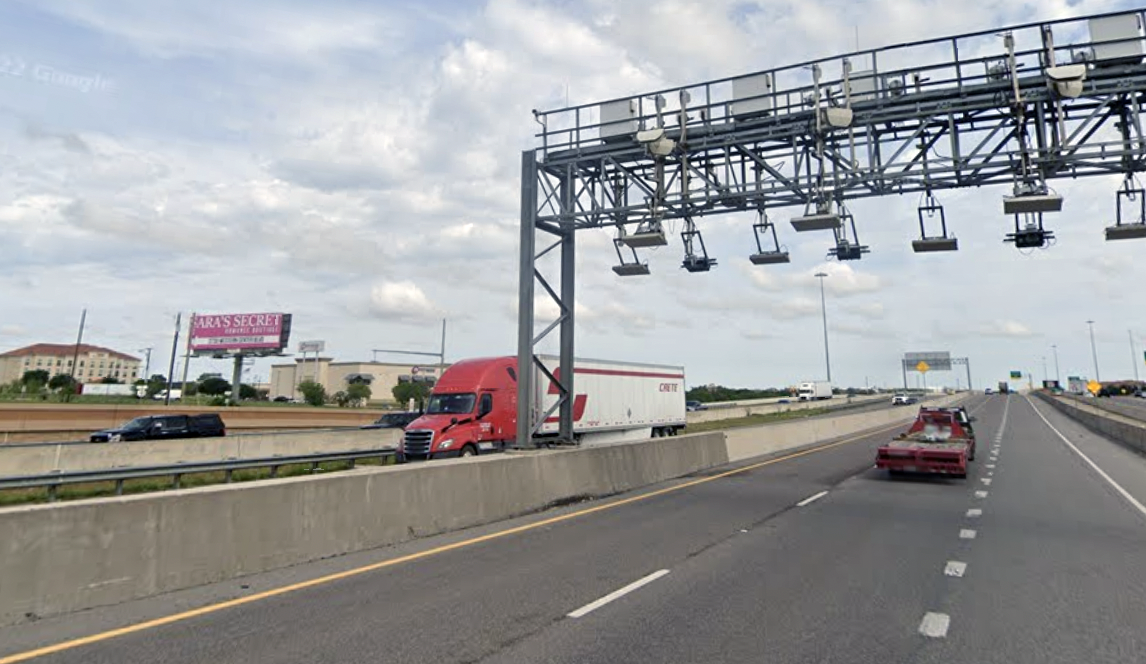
(426, 393, 476, 415)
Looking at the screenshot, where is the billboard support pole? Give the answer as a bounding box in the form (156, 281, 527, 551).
(165, 313, 181, 406)
(230, 354, 243, 406)
(180, 313, 195, 398)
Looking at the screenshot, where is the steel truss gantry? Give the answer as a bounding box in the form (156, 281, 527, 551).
(517, 10, 1146, 448)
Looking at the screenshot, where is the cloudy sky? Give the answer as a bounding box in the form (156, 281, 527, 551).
(0, 0, 1143, 391)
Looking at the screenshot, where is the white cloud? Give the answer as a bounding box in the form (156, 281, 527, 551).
(740, 263, 784, 291)
(788, 263, 885, 297)
(26, 0, 409, 60)
(978, 320, 1038, 339)
(843, 302, 886, 320)
(770, 297, 821, 321)
(368, 281, 442, 324)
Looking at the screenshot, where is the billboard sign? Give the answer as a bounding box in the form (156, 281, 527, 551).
(904, 351, 951, 371)
(298, 340, 325, 353)
(190, 313, 292, 353)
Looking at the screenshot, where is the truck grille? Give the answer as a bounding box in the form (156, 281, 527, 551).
(404, 429, 434, 457)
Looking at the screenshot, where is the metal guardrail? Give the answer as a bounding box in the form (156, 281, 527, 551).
(0, 448, 397, 501)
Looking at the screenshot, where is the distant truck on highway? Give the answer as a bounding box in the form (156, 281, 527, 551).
(797, 381, 833, 401)
(876, 406, 976, 478)
(397, 355, 687, 461)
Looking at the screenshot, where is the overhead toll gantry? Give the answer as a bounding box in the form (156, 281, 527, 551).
(517, 10, 1146, 448)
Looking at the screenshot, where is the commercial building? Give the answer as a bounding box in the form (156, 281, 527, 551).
(269, 359, 447, 404)
(0, 343, 142, 385)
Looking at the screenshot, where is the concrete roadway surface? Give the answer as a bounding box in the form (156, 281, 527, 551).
(2, 394, 1145, 664)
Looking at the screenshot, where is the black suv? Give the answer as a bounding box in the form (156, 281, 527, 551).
(90, 414, 226, 442)
(361, 411, 421, 430)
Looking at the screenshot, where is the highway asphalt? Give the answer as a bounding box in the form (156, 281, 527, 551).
(2, 393, 1144, 663)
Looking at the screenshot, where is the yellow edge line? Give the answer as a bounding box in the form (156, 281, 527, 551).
(0, 417, 918, 664)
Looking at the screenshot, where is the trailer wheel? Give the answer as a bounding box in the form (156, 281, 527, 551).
(460, 444, 477, 458)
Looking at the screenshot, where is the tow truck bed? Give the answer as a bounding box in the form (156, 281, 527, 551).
(876, 406, 974, 478)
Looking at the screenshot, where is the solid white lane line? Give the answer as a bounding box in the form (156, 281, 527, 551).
(944, 561, 967, 577)
(975, 490, 988, 498)
(919, 612, 951, 638)
(1026, 397, 1146, 520)
(966, 508, 982, 517)
(796, 490, 829, 507)
(567, 570, 670, 618)
(959, 529, 977, 539)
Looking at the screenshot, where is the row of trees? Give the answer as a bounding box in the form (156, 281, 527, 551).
(685, 385, 792, 403)
(10, 370, 433, 409)
(296, 380, 374, 408)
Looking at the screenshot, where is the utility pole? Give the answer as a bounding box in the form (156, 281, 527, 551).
(165, 313, 181, 406)
(1130, 329, 1139, 382)
(439, 318, 447, 374)
(181, 313, 195, 395)
(1087, 320, 1101, 382)
(139, 347, 153, 381)
(68, 309, 87, 400)
(815, 272, 831, 383)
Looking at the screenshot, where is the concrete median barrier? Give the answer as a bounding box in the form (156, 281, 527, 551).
(1034, 392, 1146, 455)
(723, 394, 965, 462)
(0, 429, 402, 476)
(0, 432, 727, 625)
(686, 394, 883, 424)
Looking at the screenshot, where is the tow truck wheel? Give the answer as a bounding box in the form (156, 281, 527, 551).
(460, 444, 477, 458)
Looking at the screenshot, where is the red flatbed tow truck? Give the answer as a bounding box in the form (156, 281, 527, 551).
(876, 406, 976, 478)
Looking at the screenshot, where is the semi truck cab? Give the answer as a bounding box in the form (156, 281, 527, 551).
(397, 355, 687, 462)
(399, 357, 517, 461)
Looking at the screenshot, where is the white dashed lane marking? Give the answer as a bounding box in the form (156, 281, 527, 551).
(919, 612, 951, 638)
(944, 561, 967, 577)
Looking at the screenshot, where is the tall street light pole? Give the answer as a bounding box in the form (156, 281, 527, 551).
(815, 272, 831, 384)
(1130, 329, 1140, 382)
(1051, 344, 1060, 386)
(1087, 320, 1101, 383)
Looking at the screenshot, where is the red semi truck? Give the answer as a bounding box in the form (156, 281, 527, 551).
(875, 406, 976, 478)
(397, 355, 688, 461)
